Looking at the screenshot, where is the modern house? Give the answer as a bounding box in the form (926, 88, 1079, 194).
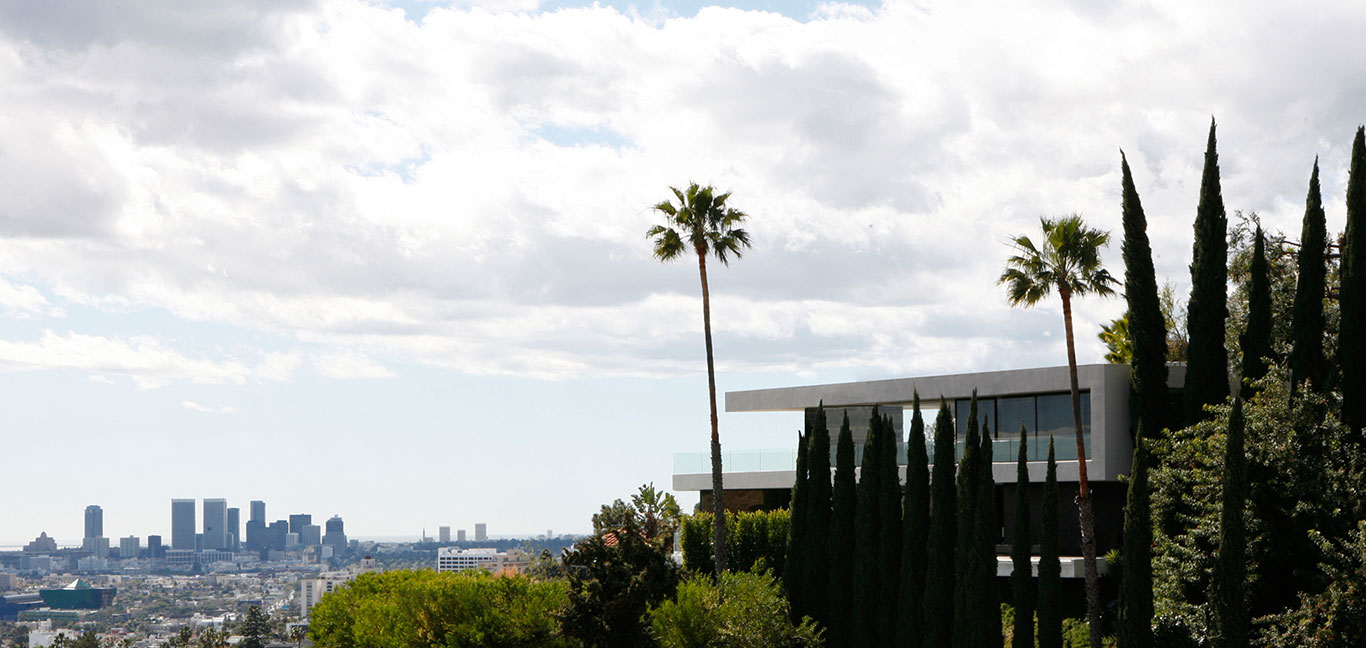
(672, 363, 1185, 566)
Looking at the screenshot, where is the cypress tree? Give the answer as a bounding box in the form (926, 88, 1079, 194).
(1341, 127, 1366, 435)
(786, 428, 810, 616)
(897, 394, 930, 648)
(1239, 227, 1273, 398)
(1290, 159, 1329, 393)
(877, 412, 903, 643)
(805, 405, 833, 627)
(1037, 437, 1062, 648)
(1212, 399, 1249, 648)
(827, 411, 857, 648)
(1184, 118, 1230, 424)
(1121, 150, 1170, 438)
(953, 395, 981, 648)
(1117, 425, 1154, 648)
(1011, 427, 1033, 648)
(975, 424, 1001, 647)
(851, 408, 883, 644)
(923, 401, 959, 648)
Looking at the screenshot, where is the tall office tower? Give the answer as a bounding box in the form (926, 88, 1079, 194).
(84, 505, 103, 539)
(245, 520, 264, 550)
(227, 508, 241, 551)
(474, 523, 487, 542)
(147, 535, 163, 558)
(439, 527, 451, 543)
(301, 524, 322, 546)
(457, 529, 466, 542)
(202, 498, 228, 550)
(171, 499, 196, 550)
(289, 514, 312, 534)
(250, 500, 265, 523)
(119, 536, 140, 559)
(269, 520, 289, 550)
(323, 516, 347, 555)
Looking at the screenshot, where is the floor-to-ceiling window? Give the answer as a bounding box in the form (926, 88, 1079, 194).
(950, 391, 1090, 462)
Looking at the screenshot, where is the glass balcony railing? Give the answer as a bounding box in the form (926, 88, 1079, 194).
(673, 449, 799, 474)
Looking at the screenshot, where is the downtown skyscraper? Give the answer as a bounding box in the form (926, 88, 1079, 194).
(202, 498, 228, 550)
(171, 499, 195, 550)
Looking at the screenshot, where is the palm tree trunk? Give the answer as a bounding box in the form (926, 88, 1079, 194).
(1061, 287, 1102, 648)
(698, 250, 729, 574)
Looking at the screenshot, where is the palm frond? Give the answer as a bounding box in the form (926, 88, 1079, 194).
(1000, 213, 1116, 306)
(648, 182, 751, 264)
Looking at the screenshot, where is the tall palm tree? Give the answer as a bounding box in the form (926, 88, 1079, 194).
(999, 214, 1117, 648)
(648, 182, 752, 574)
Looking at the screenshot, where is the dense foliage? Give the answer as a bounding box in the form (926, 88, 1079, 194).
(308, 570, 573, 648)
(1150, 365, 1366, 644)
(1120, 150, 1170, 438)
(803, 405, 832, 626)
(1238, 226, 1273, 397)
(649, 571, 822, 648)
(826, 410, 856, 648)
(1340, 127, 1366, 435)
(680, 510, 789, 577)
(1184, 118, 1230, 424)
(561, 515, 679, 648)
(896, 394, 931, 648)
(1289, 161, 1329, 392)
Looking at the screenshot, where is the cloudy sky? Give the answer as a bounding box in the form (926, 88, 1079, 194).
(3, 0, 1364, 544)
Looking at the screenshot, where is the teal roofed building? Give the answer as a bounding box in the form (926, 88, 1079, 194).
(38, 579, 116, 609)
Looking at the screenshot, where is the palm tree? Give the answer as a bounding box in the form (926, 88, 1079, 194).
(999, 214, 1117, 648)
(648, 182, 752, 574)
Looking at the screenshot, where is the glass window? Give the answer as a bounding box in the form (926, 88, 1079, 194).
(954, 398, 996, 438)
(1036, 392, 1090, 460)
(997, 396, 1035, 438)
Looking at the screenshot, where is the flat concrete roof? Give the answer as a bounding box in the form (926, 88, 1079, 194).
(726, 363, 1139, 412)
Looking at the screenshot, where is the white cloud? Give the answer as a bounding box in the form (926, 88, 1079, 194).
(0, 0, 1362, 381)
(315, 350, 396, 379)
(0, 278, 55, 317)
(182, 400, 237, 414)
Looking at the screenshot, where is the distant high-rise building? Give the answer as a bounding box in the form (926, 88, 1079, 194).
(147, 535, 163, 558)
(289, 514, 312, 534)
(250, 500, 265, 523)
(245, 520, 264, 551)
(119, 536, 140, 559)
(203, 498, 228, 550)
(269, 520, 289, 550)
(457, 529, 466, 542)
(84, 505, 103, 539)
(171, 499, 196, 550)
(323, 516, 347, 556)
(227, 508, 240, 552)
(300, 524, 321, 546)
(82, 536, 110, 557)
(439, 527, 451, 543)
(474, 523, 487, 542)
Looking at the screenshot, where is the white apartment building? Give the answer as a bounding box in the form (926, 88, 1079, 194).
(435, 547, 529, 574)
(300, 572, 353, 618)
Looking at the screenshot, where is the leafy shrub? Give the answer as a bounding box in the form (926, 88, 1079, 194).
(649, 570, 820, 648)
(308, 570, 573, 648)
(680, 510, 788, 575)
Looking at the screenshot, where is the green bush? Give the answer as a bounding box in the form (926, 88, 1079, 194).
(681, 510, 788, 575)
(308, 570, 574, 648)
(649, 571, 821, 648)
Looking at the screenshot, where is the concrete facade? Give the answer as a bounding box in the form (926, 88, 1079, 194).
(673, 363, 1185, 558)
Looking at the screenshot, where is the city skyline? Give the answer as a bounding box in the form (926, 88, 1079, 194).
(2, 498, 506, 548)
(4, 0, 1366, 542)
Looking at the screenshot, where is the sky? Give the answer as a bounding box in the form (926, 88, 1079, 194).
(2, 0, 1365, 545)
